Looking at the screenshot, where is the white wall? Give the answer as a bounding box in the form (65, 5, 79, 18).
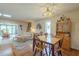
(35, 18, 57, 36)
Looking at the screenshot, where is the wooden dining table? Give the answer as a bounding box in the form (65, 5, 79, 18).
(33, 36, 62, 56)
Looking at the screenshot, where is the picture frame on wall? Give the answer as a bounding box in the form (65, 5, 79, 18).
(36, 23, 42, 30)
(26, 22, 32, 32)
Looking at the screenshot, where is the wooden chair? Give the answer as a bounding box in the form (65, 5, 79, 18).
(33, 34, 48, 56)
(33, 39, 44, 56)
(52, 37, 63, 56)
(55, 32, 64, 56)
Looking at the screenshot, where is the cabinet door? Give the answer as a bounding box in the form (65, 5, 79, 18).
(57, 22, 63, 32)
(62, 36, 70, 50)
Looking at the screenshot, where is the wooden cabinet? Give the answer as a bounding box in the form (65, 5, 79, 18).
(56, 16, 72, 50)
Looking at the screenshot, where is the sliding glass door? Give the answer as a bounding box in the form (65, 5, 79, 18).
(0, 24, 17, 37)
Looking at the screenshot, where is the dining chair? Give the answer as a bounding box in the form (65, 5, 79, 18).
(33, 39, 43, 56)
(57, 38, 63, 56)
(33, 34, 48, 56)
(55, 33, 64, 56)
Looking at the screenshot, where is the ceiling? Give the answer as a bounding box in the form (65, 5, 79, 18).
(0, 3, 79, 21)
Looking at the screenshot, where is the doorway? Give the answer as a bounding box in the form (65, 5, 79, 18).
(45, 20, 52, 43)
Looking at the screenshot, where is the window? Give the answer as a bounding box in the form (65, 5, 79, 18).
(45, 21, 52, 42)
(45, 21, 52, 55)
(0, 24, 17, 36)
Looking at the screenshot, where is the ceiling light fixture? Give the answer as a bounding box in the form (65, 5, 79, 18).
(0, 13, 2, 16)
(3, 14, 12, 18)
(41, 4, 54, 18)
(0, 13, 12, 18)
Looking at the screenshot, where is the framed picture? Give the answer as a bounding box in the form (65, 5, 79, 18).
(36, 23, 42, 30)
(27, 22, 32, 32)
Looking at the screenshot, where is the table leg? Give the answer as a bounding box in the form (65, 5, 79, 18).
(52, 45, 54, 56)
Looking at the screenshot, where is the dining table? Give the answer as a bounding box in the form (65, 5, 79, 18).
(33, 35, 62, 56)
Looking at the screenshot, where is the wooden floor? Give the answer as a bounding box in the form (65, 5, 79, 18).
(13, 49, 33, 56)
(13, 48, 79, 56)
(61, 48, 79, 56)
(19, 49, 79, 56)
